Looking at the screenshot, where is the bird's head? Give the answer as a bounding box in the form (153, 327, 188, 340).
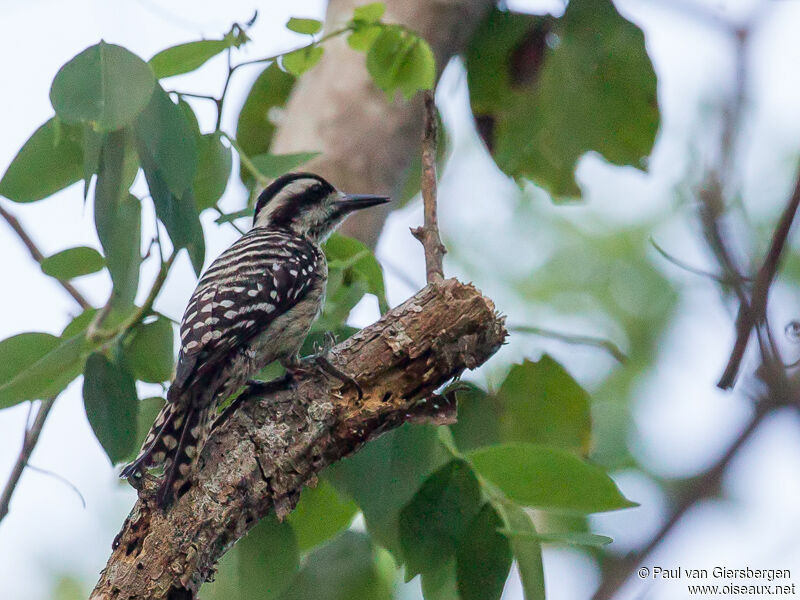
(252, 172, 390, 241)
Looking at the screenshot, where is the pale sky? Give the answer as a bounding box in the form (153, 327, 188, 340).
(1, 1, 800, 599)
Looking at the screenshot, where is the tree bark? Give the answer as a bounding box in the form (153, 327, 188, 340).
(271, 0, 494, 247)
(90, 279, 506, 600)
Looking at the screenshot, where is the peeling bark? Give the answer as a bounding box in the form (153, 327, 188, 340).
(91, 279, 506, 600)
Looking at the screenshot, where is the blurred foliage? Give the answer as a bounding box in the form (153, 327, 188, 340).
(0, 1, 676, 598)
(466, 0, 658, 198)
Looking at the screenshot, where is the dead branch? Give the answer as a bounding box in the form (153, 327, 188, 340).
(90, 279, 506, 600)
(411, 90, 446, 284)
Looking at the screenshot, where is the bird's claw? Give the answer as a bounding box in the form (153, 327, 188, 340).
(312, 355, 363, 400)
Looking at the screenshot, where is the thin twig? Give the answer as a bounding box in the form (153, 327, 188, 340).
(649, 237, 748, 285)
(219, 132, 270, 187)
(88, 252, 177, 344)
(0, 397, 56, 524)
(511, 325, 627, 364)
(205, 27, 351, 133)
(411, 91, 446, 284)
(718, 167, 800, 388)
(213, 205, 246, 235)
(25, 464, 86, 510)
(0, 204, 91, 310)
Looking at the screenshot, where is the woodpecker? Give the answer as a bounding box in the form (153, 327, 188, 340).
(121, 172, 389, 508)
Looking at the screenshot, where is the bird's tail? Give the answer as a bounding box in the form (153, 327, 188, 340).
(120, 398, 211, 509)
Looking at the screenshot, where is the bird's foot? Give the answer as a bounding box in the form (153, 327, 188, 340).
(310, 354, 363, 400)
(282, 353, 363, 400)
(245, 373, 293, 395)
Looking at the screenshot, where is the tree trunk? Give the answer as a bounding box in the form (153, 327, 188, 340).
(271, 0, 493, 247)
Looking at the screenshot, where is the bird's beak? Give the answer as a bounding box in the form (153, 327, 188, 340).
(337, 193, 391, 212)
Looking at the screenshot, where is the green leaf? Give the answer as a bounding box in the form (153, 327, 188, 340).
(288, 479, 358, 552)
(420, 560, 459, 600)
(50, 41, 155, 132)
(62, 309, 97, 338)
(0, 333, 61, 388)
(245, 152, 320, 180)
(0, 334, 92, 410)
(83, 352, 138, 464)
(134, 85, 198, 196)
(236, 64, 296, 159)
(280, 531, 393, 600)
(327, 424, 451, 556)
(394, 38, 436, 100)
(286, 18, 323, 35)
(421, 504, 513, 600)
(448, 383, 501, 453)
(281, 45, 324, 76)
(468, 443, 636, 514)
(347, 25, 383, 52)
(124, 317, 174, 383)
(499, 529, 613, 547)
(366, 27, 435, 100)
(324, 233, 389, 313)
(494, 502, 545, 600)
(454, 504, 513, 600)
(498, 356, 591, 454)
(40, 246, 105, 280)
(235, 513, 299, 599)
(465, 2, 659, 198)
(95, 131, 141, 310)
(0, 117, 83, 203)
(215, 207, 253, 224)
(135, 86, 204, 274)
(352, 3, 385, 23)
(81, 125, 104, 199)
(178, 99, 201, 138)
(315, 274, 368, 331)
(193, 132, 232, 211)
(399, 460, 484, 578)
(149, 39, 230, 79)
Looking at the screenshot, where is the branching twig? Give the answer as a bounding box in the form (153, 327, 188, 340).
(88, 252, 177, 344)
(649, 237, 748, 286)
(173, 27, 351, 134)
(718, 168, 800, 388)
(0, 397, 56, 524)
(510, 325, 627, 364)
(0, 203, 91, 310)
(411, 91, 446, 284)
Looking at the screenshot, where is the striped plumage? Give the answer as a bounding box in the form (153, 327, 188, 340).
(121, 173, 389, 508)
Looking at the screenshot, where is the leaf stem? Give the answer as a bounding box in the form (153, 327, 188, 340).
(219, 131, 269, 187)
(510, 325, 628, 364)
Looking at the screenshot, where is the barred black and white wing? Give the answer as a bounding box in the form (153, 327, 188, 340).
(121, 228, 322, 506)
(174, 228, 321, 392)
